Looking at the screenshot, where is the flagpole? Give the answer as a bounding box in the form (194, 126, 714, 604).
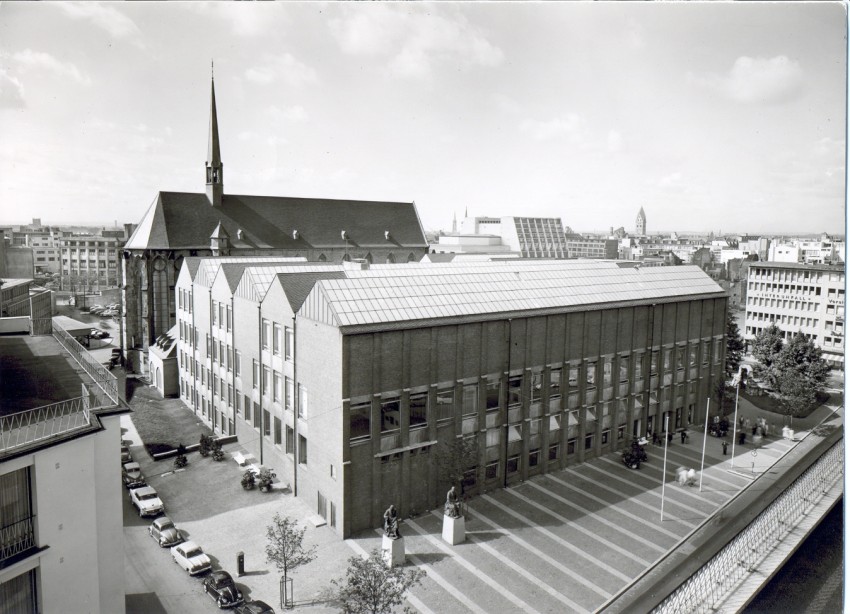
(660, 415, 670, 521)
(699, 397, 709, 491)
(730, 376, 741, 469)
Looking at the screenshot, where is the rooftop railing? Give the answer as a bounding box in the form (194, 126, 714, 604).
(52, 322, 119, 406)
(0, 397, 91, 452)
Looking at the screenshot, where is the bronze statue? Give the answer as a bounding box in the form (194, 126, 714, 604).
(444, 486, 462, 518)
(383, 504, 400, 539)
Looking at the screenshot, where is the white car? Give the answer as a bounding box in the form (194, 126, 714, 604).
(171, 541, 211, 576)
(129, 486, 164, 517)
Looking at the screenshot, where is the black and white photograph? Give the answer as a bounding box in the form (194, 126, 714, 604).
(0, 2, 844, 613)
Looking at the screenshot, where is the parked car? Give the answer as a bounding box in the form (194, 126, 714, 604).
(90, 328, 109, 339)
(122, 462, 145, 489)
(100, 309, 118, 317)
(203, 570, 244, 608)
(129, 486, 164, 517)
(235, 601, 276, 614)
(121, 445, 132, 464)
(171, 541, 211, 576)
(149, 516, 183, 548)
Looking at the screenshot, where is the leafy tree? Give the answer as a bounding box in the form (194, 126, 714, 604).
(751, 324, 784, 370)
(436, 435, 479, 494)
(773, 333, 830, 388)
(265, 514, 317, 602)
(330, 548, 425, 614)
(724, 310, 745, 378)
(777, 369, 817, 425)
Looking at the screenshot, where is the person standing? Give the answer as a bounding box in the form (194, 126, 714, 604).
(722, 440, 728, 455)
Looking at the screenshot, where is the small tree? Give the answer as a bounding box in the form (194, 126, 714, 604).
(436, 435, 479, 495)
(265, 514, 317, 605)
(331, 548, 425, 614)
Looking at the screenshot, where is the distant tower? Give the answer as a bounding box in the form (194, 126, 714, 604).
(452, 212, 457, 233)
(635, 206, 646, 236)
(206, 63, 223, 208)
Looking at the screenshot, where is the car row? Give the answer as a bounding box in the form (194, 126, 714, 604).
(130, 449, 275, 611)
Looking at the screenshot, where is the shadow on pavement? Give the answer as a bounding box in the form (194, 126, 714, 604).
(126, 593, 168, 614)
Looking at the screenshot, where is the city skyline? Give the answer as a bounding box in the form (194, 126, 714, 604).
(0, 2, 845, 234)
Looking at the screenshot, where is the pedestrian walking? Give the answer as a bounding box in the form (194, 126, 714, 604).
(739, 431, 746, 445)
(667, 432, 673, 445)
(680, 430, 687, 444)
(722, 441, 728, 455)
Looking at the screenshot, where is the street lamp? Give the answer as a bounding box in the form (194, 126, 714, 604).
(730, 367, 747, 469)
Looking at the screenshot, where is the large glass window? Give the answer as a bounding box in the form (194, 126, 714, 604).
(531, 372, 542, 404)
(603, 359, 612, 386)
(262, 319, 270, 350)
(381, 397, 401, 432)
(285, 327, 294, 361)
(273, 372, 282, 403)
(462, 383, 478, 415)
(350, 402, 371, 442)
(298, 385, 307, 418)
(409, 392, 427, 429)
(586, 362, 596, 387)
(436, 387, 454, 422)
(508, 375, 522, 407)
(485, 378, 500, 411)
(273, 323, 282, 355)
(285, 377, 294, 411)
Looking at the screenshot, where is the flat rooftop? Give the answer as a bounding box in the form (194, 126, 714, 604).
(0, 334, 90, 416)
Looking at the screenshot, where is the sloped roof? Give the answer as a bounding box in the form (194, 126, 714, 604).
(300, 261, 725, 328)
(125, 191, 428, 251)
(278, 271, 346, 312)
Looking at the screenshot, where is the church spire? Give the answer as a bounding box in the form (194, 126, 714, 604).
(206, 62, 223, 207)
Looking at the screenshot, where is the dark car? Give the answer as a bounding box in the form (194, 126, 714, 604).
(234, 601, 275, 614)
(202, 570, 244, 608)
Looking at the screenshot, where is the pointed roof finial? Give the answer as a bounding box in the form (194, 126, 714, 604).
(211, 59, 214, 81)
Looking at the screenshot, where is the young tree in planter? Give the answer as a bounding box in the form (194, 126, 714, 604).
(265, 514, 316, 607)
(173, 443, 188, 469)
(330, 548, 425, 614)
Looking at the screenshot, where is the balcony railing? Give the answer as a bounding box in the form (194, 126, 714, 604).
(0, 397, 91, 452)
(0, 516, 36, 562)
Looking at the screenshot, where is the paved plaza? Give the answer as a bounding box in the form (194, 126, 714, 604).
(122, 379, 842, 613)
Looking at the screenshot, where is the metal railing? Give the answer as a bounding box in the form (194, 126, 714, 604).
(0, 397, 91, 452)
(653, 441, 844, 614)
(0, 516, 37, 562)
(53, 322, 119, 405)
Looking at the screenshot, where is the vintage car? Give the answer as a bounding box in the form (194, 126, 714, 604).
(122, 462, 145, 489)
(148, 516, 183, 548)
(171, 541, 211, 576)
(202, 570, 244, 608)
(90, 328, 109, 339)
(120, 445, 132, 464)
(234, 601, 276, 614)
(129, 486, 164, 517)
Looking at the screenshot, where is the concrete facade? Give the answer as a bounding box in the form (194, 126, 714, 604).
(744, 262, 845, 368)
(175, 258, 727, 538)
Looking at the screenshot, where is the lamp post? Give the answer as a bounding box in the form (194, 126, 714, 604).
(730, 367, 744, 469)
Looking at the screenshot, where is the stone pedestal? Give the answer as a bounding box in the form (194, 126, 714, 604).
(442, 514, 465, 545)
(381, 535, 405, 568)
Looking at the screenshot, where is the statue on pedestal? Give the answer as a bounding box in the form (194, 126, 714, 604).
(383, 504, 400, 539)
(444, 486, 462, 518)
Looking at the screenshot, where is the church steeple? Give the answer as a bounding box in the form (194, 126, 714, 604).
(206, 62, 223, 207)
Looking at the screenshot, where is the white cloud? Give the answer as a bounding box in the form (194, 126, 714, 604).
(607, 130, 623, 152)
(183, 2, 279, 37)
(12, 50, 91, 86)
(329, 6, 503, 79)
(55, 3, 143, 43)
(0, 69, 25, 109)
(519, 113, 586, 142)
(267, 104, 308, 123)
(245, 54, 318, 87)
(689, 56, 804, 104)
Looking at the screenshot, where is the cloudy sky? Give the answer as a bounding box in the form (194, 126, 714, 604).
(0, 2, 845, 235)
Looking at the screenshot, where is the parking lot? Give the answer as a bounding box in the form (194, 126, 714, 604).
(121, 415, 354, 614)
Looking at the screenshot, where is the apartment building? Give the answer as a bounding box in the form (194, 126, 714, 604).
(59, 233, 125, 292)
(564, 237, 619, 259)
(175, 258, 727, 537)
(744, 262, 845, 368)
(0, 331, 129, 613)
